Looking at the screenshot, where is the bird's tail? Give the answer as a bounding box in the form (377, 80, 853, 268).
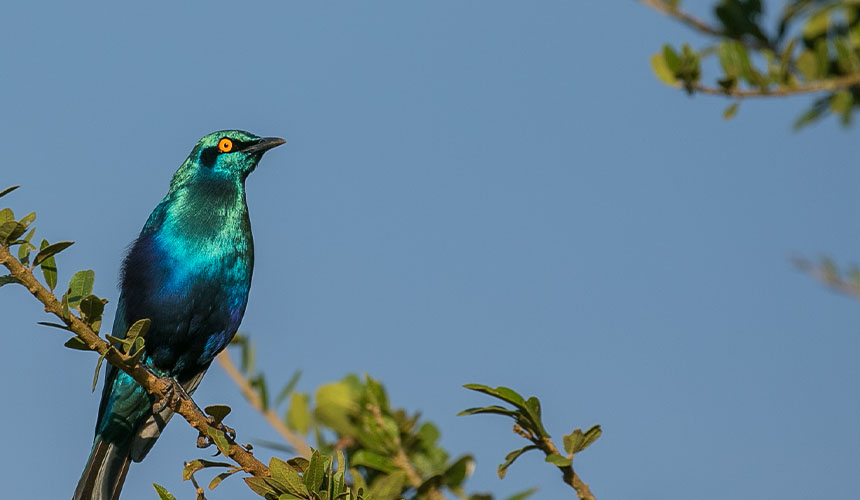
(72, 435, 132, 500)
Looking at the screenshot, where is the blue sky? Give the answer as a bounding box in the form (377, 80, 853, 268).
(1, 2, 859, 499)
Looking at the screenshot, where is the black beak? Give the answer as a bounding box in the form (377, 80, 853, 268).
(242, 137, 286, 154)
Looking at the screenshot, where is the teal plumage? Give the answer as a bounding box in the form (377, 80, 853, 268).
(74, 130, 284, 500)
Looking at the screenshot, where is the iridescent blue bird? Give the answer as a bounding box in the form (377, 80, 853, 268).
(74, 130, 285, 500)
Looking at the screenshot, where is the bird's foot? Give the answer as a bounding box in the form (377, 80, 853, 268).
(217, 422, 236, 441)
(153, 376, 192, 413)
(195, 424, 235, 448)
(197, 432, 212, 449)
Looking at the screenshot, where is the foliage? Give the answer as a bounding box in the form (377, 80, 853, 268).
(0, 183, 595, 499)
(459, 385, 600, 491)
(646, 0, 860, 129)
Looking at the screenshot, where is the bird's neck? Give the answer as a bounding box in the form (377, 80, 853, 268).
(147, 178, 253, 260)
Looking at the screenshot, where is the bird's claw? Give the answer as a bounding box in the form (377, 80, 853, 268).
(153, 376, 186, 413)
(197, 432, 212, 449)
(220, 423, 236, 440)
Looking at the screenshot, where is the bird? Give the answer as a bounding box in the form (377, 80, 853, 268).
(73, 130, 285, 500)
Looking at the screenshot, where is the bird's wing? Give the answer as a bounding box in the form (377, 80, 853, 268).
(95, 299, 129, 434)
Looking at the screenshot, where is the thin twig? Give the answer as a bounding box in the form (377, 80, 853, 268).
(216, 350, 312, 458)
(0, 245, 269, 478)
(638, 0, 723, 38)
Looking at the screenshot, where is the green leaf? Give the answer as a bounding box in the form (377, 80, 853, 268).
(834, 38, 860, 74)
(38, 239, 58, 290)
(369, 470, 406, 500)
(278, 494, 305, 500)
(314, 381, 358, 436)
(0, 208, 12, 224)
(18, 228, 36, 264)
(205, 404, 232, 424)
(275, 369, 303, 405)
(0, 275, 19, 287)
(524, 397, 541, 420)
(814, 39, 829, 79)
(245, 477, 280, 499)
(545, 453, 571, 467)
(126, 318, 151, 341)
(304, 450, 325, 493)
(37, 321, 70, 331)
(662, 44, 680, 73)
(498, 445, 538, 479)
(803, 8, 830, 39)
(0, 221, 25, 244)
(463, 384, 548, 437)
(64, 336, 90, 350)
(443, 454, 474, 488)
(504, 487, 539, 500)
(793, 96, 830, 131)
(723, 102, 740, 120)
(286, 392, 311, 434)
(722, 41, 764, 88)
(252, 373, 269, 410)
(33, 241, 74, 267)
(66, 269, 95, 308)
(19, 211, 36, 228)
(207, 427, 230, 455)
(182, 459, 233, 480)
(796, 49, 818, 80)
(563, 425, 602, 454)
(152, 483, 177, 500)
(717, 40, 740, 79)
(349, 469, 368, 499)
(270, 457, 309, 497)
(830, 90, 853, 114)
(650, 51, 679, 86)
(209, 470, 238, 490)
(351, 450, 396, 473)
(80, 294, 106, 323)
(241, 339, 256, 374)
(288, 457, 310, 474)
(92, 350, 107, 392)
(0, 185, 20, 199)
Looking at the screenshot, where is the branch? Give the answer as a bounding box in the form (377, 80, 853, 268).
(364, 403, 446, 500)
(687, 72, 860, 98)
(0, 244, 269, 477)
(216, 350, 313, 457)
(638, 0, 723, 38)
(535, 435, 597, 500)
(793, 256, 860, 302)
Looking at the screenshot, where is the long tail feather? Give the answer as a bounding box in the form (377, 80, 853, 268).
(73, 436, 132, 500)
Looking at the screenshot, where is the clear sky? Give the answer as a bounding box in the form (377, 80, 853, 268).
(1, 2, 858, 499)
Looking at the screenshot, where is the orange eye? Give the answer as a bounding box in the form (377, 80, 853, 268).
(218, 138, 233, 153)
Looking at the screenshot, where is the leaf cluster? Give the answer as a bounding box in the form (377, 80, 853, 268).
(649, 0, 860, 129)
(460, 384, 600, 481)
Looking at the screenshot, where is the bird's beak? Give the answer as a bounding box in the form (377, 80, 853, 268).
(242, 137, 286, 154)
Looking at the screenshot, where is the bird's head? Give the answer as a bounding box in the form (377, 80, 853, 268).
(173, 130, 285, 186)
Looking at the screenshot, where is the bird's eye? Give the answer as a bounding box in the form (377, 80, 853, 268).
(218, 138, 233, 153)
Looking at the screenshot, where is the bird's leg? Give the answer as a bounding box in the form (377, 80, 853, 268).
(153, 376, 237, 446)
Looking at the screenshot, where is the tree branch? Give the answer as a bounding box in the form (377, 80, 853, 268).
(793, 256, 860, 302)
(687, 72, 860, 98)
(638, 0, 724, 38)
(215, 350, 313, 458)
(365, 403, 446, 500)
(0, 244, 269, 478)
